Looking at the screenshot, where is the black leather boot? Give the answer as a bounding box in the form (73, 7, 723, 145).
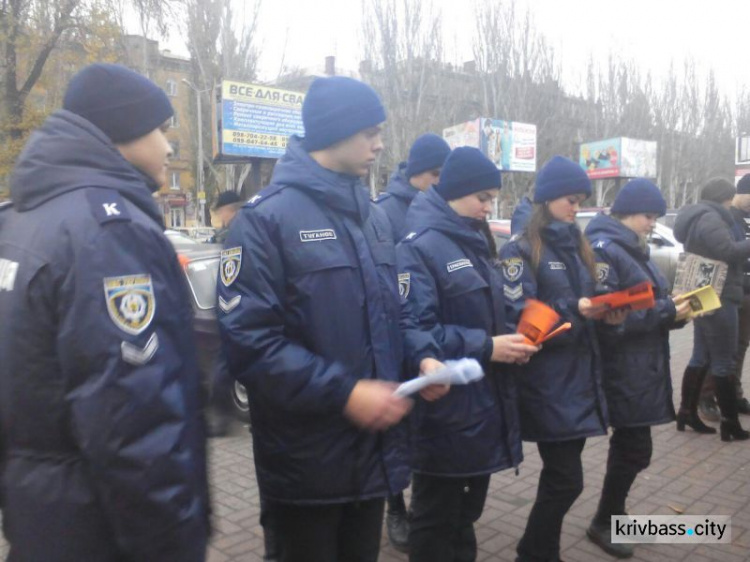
(676, 366, 717, 434)
(587, 517, 634, 559)
(715, 376, 750, 442)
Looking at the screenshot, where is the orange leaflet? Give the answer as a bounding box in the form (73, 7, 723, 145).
(589, 281, 655, 312)
(517, 299, 572, 345)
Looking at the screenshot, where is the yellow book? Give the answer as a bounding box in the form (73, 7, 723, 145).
(675, 285, 721, 318)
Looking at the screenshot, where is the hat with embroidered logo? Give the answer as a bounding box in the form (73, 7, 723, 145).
(435, 147, 501, 201)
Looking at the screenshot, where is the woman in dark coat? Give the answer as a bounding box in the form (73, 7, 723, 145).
(673, 178, 750, 441)
(500, 156, 625, 562)
(397, 147, 538, 562)
(584, 179, 692, 558)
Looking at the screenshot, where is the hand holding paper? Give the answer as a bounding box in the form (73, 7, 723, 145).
(589, 281, 655, 316)
(517, 299, 572, 345)
(394, 358, 484, 398)
(673, 285, 721, 318)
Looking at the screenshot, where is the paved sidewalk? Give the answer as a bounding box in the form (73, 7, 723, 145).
(204, 327, 750, 562)
(1, 327, 748, 561)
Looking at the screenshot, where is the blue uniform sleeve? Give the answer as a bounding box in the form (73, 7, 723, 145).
(57, 221, 209, 562)
(217, 208, 357, 416)
(499, 239, 585, 348)
(595, 245, 677, 335)
(399, 288, 444, 376)
(397, 241, 491, 363)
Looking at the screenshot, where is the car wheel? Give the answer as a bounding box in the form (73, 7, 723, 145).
(231, 381, 250, 422)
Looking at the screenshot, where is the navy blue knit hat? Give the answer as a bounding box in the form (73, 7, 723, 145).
(63, 63, 174, 143)
(738, 174, 750, 195)
(405, 133, 451, 178)
(534, 156, 592, 203)
(435, 147, 501, 201)
(611, 178, 667, 217)
(302, 76, 386, 151)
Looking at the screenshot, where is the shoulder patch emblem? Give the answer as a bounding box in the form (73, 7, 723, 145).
(594, 239, 609, 249)
(86, 189, 131, 225)
(502, 258, 524, 282)
(504, 284, 523, 301)
(447, 258, 473, 273)
(596, 262, 610, 282)
(299, 229, 337, 242)
(549, 261, 566, 270)
(221, 247, 242, 287)
(103, 274, 155, 335)
(398, 273, 411, 299)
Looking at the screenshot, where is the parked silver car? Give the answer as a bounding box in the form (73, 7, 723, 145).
(169, 240, 250, 425)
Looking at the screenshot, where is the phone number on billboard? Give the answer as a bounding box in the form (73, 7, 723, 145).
(227, 131, 288, 148)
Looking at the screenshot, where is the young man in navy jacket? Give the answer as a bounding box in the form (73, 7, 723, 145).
(376, 133, 451, 241)
(217, 76, 445, 562)
(0, 64, 210, 562)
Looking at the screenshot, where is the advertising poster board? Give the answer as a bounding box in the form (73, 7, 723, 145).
(579, 137, 657, 179)
(443, 118, 537, 172)
(216, 80, 305, 160)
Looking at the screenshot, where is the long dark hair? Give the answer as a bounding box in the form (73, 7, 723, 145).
(524, 203, 597, 279)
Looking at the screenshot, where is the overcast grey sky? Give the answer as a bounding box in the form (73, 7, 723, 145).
(159, 0, 750, 95)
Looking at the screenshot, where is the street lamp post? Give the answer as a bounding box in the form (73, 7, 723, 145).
(182, 79, 210, 226)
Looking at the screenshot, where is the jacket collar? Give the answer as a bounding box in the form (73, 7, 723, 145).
(271, 136, 371, 224)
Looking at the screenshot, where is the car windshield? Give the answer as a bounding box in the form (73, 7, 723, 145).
(184, 256, 220, 309)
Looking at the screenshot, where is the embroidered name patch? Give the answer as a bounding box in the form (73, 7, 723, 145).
(446, 259, 473, 273)
(0, 258, 19, 292)
(502, 258, 524, 282)
(549, 262, 566, 270)
(300, 229, 337, 242)
(103, 274, 155, 335)
(221, 247, 242, 287)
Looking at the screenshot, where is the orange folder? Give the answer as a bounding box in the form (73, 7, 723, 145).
(517, 299, 572, 345)
(589, 281, 655, 312)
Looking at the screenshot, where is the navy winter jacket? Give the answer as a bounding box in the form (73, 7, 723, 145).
(375, 162, 421, 240)
(586, 214, 679, 428)
(500, 221, 608, 441)
(217, 137, 439, 505)
(0, 110, 210, 562)
(510, 196, 533, 236)
(397, 188, 522, 476)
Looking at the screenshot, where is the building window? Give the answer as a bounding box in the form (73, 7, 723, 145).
(170, 141, 180, 159)
(165, 79, 177, 96)
(169, 112, 179, 128)
(170, 208, 185, 228)
(170, 172, 181, 190)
